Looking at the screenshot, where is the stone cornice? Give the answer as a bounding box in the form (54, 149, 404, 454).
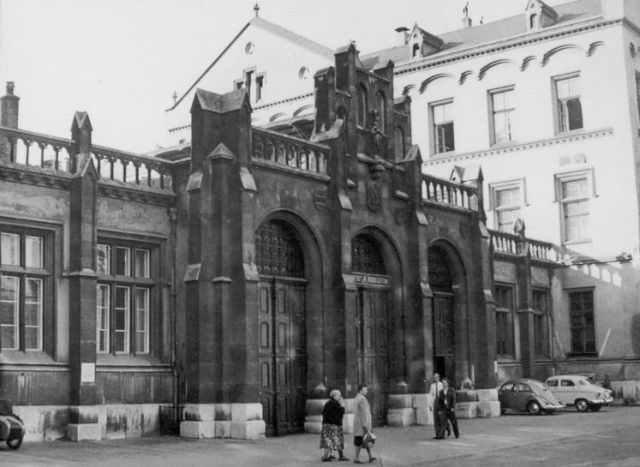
(251, 159, 330, 183)
(0, 162, 73, 189)
(424, 127, 613, 167)
(98, 181, 176, 207)
(396, 17, 620, 76)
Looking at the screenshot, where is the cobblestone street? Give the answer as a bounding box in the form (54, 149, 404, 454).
(2, 406, 639, 466)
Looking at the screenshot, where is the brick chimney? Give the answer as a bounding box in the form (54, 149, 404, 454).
(395, 26, 409, 46)
(1, 82, 19, 129)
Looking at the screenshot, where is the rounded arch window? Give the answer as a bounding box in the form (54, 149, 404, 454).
(298, 66, 310, 79)
(352, 234, 386, 275)
(255, 220, 304, 277)
(245, 42, 255, 54)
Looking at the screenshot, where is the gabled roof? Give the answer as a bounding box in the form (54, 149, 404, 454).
(168, 16, 334, 112)
(360, 0, 601, 70)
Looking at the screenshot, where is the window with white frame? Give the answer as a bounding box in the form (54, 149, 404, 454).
(495, 285, 515, 358)
(490, 87, 515, 144)
(490, 180, 525, 233)
(96, 241, 153, 355)
(0, 229, 48, 351)
(554, 74, 583, 133)
(432, 100, 455, 154)
(557, 172, 591, 243)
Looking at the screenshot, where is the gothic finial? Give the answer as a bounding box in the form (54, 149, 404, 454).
(253, 2, 260, 17)
(463, 2, 469, 16)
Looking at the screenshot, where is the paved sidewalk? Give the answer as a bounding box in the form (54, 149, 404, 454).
(2, 406, 640, 466)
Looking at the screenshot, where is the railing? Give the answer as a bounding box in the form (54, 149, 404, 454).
(252, 128, 329, 176)
(0, 126, 173, 191)
(91, 145, 173, 190)
(422, 174, 477, 211)
(490, 229, 560, 262)
(0, 126, 74, 172)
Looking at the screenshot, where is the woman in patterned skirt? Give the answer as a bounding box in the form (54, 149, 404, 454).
(320, 389, 348, 462)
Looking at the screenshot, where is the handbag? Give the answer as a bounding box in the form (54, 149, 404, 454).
(362, 431, 377, 448)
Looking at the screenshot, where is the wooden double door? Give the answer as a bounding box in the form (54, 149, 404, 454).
(432, 291, 455, 382)
(355, 286, 389, 426)
(258, 279, 307, 436)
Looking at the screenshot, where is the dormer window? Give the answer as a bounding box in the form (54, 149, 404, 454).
(412, 43, 420, 58)
(526, 0, 558, 31)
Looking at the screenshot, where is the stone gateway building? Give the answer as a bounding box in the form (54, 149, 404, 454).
(0, 0, 638, 443)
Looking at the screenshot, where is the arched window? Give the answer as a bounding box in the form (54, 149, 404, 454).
(357, 84, 368, 127)
(352, 234, 386, 275)
(376, 91, 387, 133)
(412, 43, 420, 58)
(394, 126, 405, 160)
(529, 14, 538, 30)
(255, 220, 304, 277)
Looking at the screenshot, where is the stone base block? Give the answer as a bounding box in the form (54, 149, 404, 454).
(231, 403, 263, 422)
(415, 407, 434, 426)
(215, 404, 232, 421)
(622, 381, 640, 403)
(180, 421, 215, 439)
(182, 404, 216, 422)
(67, 423, 101, 441)
(215, 421, 232, 438)
(230, 420, 265, 440)
(342, 413, 354, 434)
(388, 394, 412, 409)
(476, 401, 501, 418)
(455, 402, 477, 419)
(412, 393, 429, 409)
(387, 408, 415, 427)
(306, 399, 328, 416)
(304, 421, 323, 434)
(456, 390, 478, 402)
(476, 389, 499, 402)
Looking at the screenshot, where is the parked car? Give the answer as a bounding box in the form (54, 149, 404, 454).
(545, 375, 613, 412)
(498, 379, 565, 415)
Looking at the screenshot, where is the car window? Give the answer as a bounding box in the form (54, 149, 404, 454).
(516, 383, 530, 392)
(561, 379, 575, 387)
(578, 379, 588, 386)
(501, 383, 514, 391)
(547, 379, 558, 387)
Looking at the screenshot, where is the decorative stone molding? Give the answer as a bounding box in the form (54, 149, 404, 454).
(425, 128, 613, 166)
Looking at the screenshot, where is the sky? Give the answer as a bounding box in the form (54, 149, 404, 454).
(0, 0, 569, 153)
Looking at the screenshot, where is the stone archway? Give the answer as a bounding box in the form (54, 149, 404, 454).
(255, 219, 308, 436)
(428, 242, 468, 385)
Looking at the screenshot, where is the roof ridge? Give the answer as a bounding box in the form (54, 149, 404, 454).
(250, 16, 334, 59)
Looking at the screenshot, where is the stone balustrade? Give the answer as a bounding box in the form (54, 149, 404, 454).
(422, 174, 478, 211)
(490, 229, 561, 262)
(0, 125, 74, 172)
(252, 127, 329, 175)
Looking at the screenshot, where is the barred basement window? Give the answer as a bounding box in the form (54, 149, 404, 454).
(96, 241, 154, 354)
(0, 228, 50, 351)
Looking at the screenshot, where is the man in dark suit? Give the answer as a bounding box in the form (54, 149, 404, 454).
(439, 378, 459, 438)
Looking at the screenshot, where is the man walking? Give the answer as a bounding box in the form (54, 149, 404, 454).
(428, 373, 444, 439)
(353, 384, 376, 464)
(439, 378, 459, 438)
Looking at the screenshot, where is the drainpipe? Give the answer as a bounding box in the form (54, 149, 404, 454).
(168, 207, 179, 429)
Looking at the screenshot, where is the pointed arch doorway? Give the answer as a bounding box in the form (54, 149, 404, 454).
(352, 233, 389, 426)
(255, 220, 307, 436)
(429, 246, 456, 381)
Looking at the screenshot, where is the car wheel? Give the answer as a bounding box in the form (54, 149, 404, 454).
(527, 401, 541, 415)
(575, 399, 589, 412)
(7, 436, 23, 450)
(589, 404, 602, 412)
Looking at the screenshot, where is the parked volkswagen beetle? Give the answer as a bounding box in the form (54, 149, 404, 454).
(498, 379, 565, 415)
(0, 401, 24, 450)
(545, 375, 613, 412)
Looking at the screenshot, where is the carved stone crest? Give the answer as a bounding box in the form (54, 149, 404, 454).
(366, 179, 383, 213)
